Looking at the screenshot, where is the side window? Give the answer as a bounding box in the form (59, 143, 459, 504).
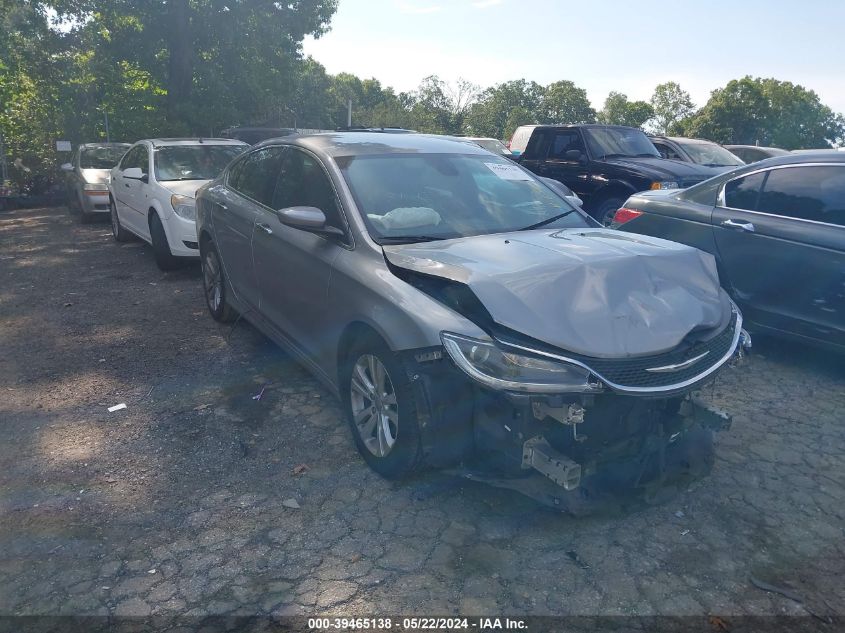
(119, 146, 140, 170)
(136, 145, 149, 175)
(548, 130, 585, 160)
(273, 149, 342, 228)
(723, 171, 766, 210)
(655, 142, 683, 161)
(228, 146, 287, 207)
(758, 166, 845, 226)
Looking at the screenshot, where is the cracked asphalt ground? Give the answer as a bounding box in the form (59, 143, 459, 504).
(1, 206, 844, 621)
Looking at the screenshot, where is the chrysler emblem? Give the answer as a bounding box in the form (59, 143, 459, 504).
(645, 350, 710, 373)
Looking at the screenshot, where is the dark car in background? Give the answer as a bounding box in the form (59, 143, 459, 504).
(725, 145, 791, 163)
(513, 124, 718, 224)
(463, 136, 516, 160)
(650, 136, 745, 172)
(614, 154, 845, 351)
(61, 142, 131, 222)
(195, 132, 746, 510)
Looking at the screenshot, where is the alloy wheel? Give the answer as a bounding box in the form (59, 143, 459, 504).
(350, 354, 398, 457)
(203, 251, 222, 313)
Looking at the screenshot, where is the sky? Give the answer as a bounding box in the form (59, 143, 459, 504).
(303, 0, 845, 114)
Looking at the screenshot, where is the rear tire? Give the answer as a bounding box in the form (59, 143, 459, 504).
(149, 212, 180, 271)
(340, 336, 424, 479)
(593, 197, 625, 227)
(110, 199, 132, 242)
(201, 242, 237, 323)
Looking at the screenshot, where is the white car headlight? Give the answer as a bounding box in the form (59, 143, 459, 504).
(170, 194, 196, 221)
(441, 332, 602, 393)
(83, 183, 109, 192)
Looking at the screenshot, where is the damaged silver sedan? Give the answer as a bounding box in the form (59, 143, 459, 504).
(196, 133, 749, 510)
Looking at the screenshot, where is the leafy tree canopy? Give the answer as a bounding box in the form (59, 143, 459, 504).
(680, 77, 844, 148)
(597, 92, 653, 128)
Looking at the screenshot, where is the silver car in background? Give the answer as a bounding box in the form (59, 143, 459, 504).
(196, 133, 747, 510)
(61, 143, 130, 223)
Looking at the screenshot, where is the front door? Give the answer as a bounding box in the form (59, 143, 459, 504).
(713, 164, 845, 346)
(116, 145, 150, 236)
(531, 129, 593, 203)
(252, 147, 348, 368)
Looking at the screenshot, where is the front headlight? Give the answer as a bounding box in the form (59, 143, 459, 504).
(441, 332, 601, 393)
(83, 183, 109, 192)
(170, 194, 196, 221)
(650, 181, 680, 190)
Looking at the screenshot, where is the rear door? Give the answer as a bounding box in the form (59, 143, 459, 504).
(712, 164, 845, 345)
(215, 145, 287, 311)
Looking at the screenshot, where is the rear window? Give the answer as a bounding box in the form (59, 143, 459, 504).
(80, 146, 128, 169)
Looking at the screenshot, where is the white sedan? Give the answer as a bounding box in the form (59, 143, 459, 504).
(108, 138, 248, 270)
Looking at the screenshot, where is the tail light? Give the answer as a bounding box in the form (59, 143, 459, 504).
(612, 207, 643, 226)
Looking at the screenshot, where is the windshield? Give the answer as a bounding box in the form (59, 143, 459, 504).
(154, 144, 246, 181)
(80, 146, 128, 169)
(337, 153, 589, 243)
(679, 141, 745, 166)
(583, 127, 660, 159)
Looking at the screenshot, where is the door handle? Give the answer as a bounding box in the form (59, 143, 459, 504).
(256, 222, 273, 235)
(218, 203, 228, 210)
(124, 183, 130, 188)
(721, 219, 755, 232)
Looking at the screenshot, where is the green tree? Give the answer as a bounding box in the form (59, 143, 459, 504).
(48, 0, 338, 132)
(539, 80, 596, 125)
(649, 82, 695, 135)
(465, 79, 545, 139)
(597, 92, 653, 127)
(681, 77, 844, 148)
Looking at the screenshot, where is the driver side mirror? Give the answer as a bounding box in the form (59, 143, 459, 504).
(123, 167, 148, 183)
(564, 149, 584, 162)
(61, 163, 74, 172)
(274, 206, 344, 237)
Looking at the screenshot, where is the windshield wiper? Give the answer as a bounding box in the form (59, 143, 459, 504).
(518, 210, 575, 231)
(598, 153, 626, 160)
(378, 235, 448, 244)
(634, 153, 659, 158)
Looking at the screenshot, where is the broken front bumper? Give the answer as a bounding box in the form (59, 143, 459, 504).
(404, 331, 747, 511)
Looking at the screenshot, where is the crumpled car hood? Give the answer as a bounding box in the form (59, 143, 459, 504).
(384, 228, 732, 358)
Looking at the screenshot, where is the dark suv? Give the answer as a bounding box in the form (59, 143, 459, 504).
(514, 124, 718, 223)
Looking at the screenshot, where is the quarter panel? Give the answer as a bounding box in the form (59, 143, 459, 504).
(321, 246, 487, 385)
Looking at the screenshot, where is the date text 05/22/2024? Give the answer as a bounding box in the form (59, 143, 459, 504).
(307, 618, 528, 630)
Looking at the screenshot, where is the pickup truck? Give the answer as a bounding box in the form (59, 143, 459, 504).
(512, 124, 719, 224)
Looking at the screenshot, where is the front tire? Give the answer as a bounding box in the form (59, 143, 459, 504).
(201, 243, 237, 323)
(149, 212, 180, 271)
(341, 338, 423, 479)
(593, 196, 625, 227)
(110, 199, 132, 242)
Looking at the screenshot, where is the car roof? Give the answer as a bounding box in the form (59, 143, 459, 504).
(532, 124, 640, 131)
(79, 142, 131, 149)
(740, 153, 845, 166)
(254, 132, 491, 158)
(143, 138, 249, 148)
(724, 144, 786, 151)
(663, 136, 718, 145)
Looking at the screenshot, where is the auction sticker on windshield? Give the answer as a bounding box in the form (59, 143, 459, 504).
(484, 162, 533, 181)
